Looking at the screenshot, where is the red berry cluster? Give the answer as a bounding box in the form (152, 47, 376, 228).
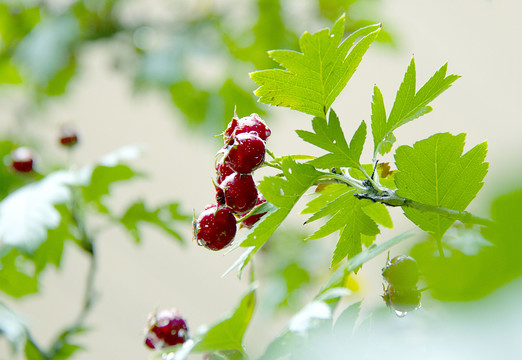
(144, 309, 189, 350)
(193, 113, 270, 251)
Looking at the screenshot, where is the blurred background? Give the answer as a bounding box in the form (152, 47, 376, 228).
(0, 0, 521, 359)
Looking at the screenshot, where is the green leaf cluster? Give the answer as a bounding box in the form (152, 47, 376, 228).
(228, 158, 322, 274)
(302, 184, 392, 266)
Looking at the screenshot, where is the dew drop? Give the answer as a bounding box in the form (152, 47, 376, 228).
(394, 310, 407, 318)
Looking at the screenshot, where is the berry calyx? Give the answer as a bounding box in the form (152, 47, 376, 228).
(223, 133, 266, 174)
(241, 195, 267, 228)
(194, 204, 237, 251)
(218, 173, 258, 214)
(382, 285, 421, 314)
(11, 147, 34, 173)
(382, 255, 419, 288)
(59, 126, 79, 147)
(224, 113, 271, 143)
(144, 309, 189, 350)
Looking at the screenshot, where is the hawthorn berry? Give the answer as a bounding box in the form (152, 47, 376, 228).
(59, 126, 79, 147)
(223, 113, 271, 143)
(241, 194, 267, 228)
(218, 173, 258, 214)
(382, 285, 421, 314)
(194, 204, 237, 251)
(144, 309, 189, 350)
(223, 132, 266, 174)
(382, 255, 419, 288)
(11, 147, 34, 173)
(215, 160, 235, 184)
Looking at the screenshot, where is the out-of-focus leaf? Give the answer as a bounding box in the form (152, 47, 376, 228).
(0, 249, 38, 297)
(191, 287, 256, 354)
(0, 140, 27, 200)
(219, 78, 265, 128)
(170, 81, 210, 125)
(0, 4, 40, 47)
(32, 205, 77, 272)
(224, 0, 298, 70)
(0, 57, 22, 84)
(412, 188, 522, 301)
(0, 171, 75, 252)
(0, 302, 26, 351)
(120, 200, 189, 243)
(24, 339, 46, 360)
(14, 15, 79, 84)
(323, 229, 415, 291)
(44, 55, 77, 96)
(81, 164, 138, 213)
(288, 301, 331, 334)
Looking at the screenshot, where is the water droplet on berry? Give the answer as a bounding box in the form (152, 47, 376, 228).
(394, 310, 407, 318)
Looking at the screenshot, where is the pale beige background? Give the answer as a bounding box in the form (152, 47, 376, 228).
(1, 0, 522, 359)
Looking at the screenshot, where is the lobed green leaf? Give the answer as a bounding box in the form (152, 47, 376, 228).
(251, 15, 380, 117)
(372, 57, 459, 157)
(395, 133, 488, 239)
(296, 110, 367, 171)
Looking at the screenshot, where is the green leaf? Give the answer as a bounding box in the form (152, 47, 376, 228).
(362, 202, 393, 229)
(296, 110, 367, 170)
(224, 0, 298, 70)
(333, 300, 362, 333)
(192, 287, 256, 354)
(372, 58, 460, 156)
(227, 158, 322, 275)
(170, 81, 210, 125)
(395, 133, 488, 239)
(24, 339, 46, 360)
(219, 79, 266, 127)
(304, 187, 380, 267)
(0, 171, 75, 253)
(0, 249, 38, 297)
(31, 205, 76, 272)
(120, 200, 189, 243)
(81, 164, 138, 213)
(251, 16, 380, 116)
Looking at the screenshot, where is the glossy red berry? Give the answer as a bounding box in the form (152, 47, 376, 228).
(11, 147, 34, 173)
(194, 204, 237, 250)
(224, 133, 265, 174)
(59, 126, 79, 147)
(382, 255, 419, 288)
(241, 195, 267, 228)
(224, 113, 271, 143)
(215, 160, 235, 184)
(219, 173, 258, 214)
(144, 309, 189, 350)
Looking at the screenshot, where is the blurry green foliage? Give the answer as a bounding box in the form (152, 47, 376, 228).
(0, 0, 391, 131)
(411, 188, 522, 301)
